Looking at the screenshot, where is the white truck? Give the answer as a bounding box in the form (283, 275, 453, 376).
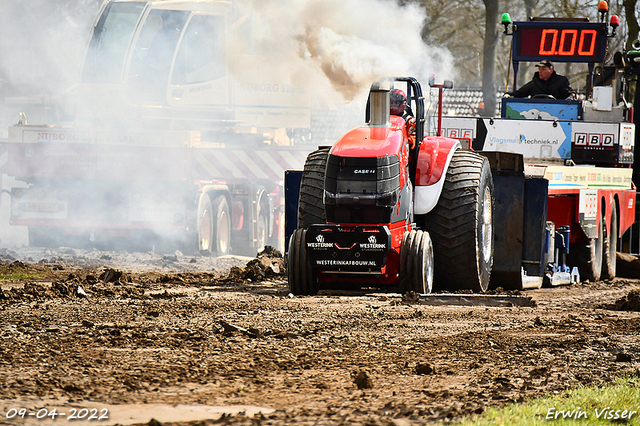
(0, 0, 355, 255)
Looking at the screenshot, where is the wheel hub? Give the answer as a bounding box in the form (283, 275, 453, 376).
(481, 186, 492, 261)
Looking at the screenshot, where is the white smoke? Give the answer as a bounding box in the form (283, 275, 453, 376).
(0, 0, 457, 251)
(231, 0, 456, 100)
(0, 1, 100, 97)
(0, 0, 455, 105)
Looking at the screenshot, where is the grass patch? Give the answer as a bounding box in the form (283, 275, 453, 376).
(452, 377, 640, 425)
(0, 263, 46, 282)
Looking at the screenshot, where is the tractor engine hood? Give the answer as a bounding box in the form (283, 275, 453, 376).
(330, 118, 406, 159)
(324, 119, 409, 225)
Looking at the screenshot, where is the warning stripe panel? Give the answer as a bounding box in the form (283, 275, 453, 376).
(0, 143, 190, 181)
(0, 142, 314, 183)
(191, 147, 312, 181)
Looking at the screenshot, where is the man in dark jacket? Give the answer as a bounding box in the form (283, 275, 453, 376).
(511, 60, 575, 99)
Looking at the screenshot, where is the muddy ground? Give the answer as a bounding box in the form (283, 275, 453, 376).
(1, 246, 640, 426)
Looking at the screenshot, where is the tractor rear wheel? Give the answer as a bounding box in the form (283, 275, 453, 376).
(399, 230, 434, 294)
(602, 203, 618, 280)
(422, 151, 494, 293)
(287, 228, 319, 295)
(298, 147, 330, 228)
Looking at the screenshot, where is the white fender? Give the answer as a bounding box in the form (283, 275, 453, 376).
(413, 144, 461, 215)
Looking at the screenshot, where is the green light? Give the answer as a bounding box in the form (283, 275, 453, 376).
(501, 13, 512, 25)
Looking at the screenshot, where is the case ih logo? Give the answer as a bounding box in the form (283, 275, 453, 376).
(354, 169, 375, 174)
(574, 133, 615, 148)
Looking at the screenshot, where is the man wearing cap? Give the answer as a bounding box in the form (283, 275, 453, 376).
(511, 60, 575, 99)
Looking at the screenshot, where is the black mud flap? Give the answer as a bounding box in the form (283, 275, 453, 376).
(484, 152, 548, 290)
(284, 170, 303, 253)
(305, 225, 391, 270)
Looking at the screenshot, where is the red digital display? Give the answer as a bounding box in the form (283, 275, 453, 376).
(513, 21, 607, 63)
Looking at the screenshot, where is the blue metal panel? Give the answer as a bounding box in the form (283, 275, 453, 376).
(284, 170, 302, 253)
(501, 98, 582, 121)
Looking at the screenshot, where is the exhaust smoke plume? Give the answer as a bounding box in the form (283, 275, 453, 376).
(235, 0, 455, 100)
(1, 0, 455, 116)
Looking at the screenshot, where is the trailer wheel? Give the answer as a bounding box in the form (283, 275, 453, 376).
(570, 216, 603, 282)
(298, 147, 330, 228)
(197, 193, 214, 255)
(211, 195, 231, 256)
(422, 151, 494, 293)
(399, 230, 434, 294)
(602, 203, 618, 280)
(287, 228, 318, 295)
(256, 210, 267, 255)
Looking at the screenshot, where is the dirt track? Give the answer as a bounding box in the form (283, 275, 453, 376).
(1, 246, 640, 425)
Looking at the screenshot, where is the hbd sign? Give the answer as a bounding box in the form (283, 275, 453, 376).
(574, 132, 615, 147)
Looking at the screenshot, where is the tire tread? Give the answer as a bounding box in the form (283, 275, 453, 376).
(422, 151, 493, 292)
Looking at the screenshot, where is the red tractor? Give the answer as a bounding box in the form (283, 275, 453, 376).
(287, 77, 494, 295)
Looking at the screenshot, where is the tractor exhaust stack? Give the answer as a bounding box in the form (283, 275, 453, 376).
(369, 81, 391, 127)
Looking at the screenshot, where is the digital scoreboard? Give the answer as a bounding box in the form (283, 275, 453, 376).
(512, 21, 608, 63)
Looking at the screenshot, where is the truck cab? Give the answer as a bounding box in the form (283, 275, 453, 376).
(66, 0, 312, 138)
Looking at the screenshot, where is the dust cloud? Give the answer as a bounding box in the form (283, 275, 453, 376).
(0, 1, 100, 98)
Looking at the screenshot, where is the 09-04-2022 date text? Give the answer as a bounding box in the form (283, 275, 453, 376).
(4, 407, 108, 421)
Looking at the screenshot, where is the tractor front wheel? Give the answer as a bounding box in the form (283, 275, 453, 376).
(287, 228, 319, 295)
(399, 230, 434, 294)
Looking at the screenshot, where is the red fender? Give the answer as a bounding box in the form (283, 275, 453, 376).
(619, 186, 636, 235)
(414, 136, 460, 215)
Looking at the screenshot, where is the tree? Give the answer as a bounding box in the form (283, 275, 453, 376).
(623, 0, 639, 50)
(481, 0, 500, 116)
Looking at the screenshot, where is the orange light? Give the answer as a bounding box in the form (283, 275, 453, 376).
(598, 1, 608, 12)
